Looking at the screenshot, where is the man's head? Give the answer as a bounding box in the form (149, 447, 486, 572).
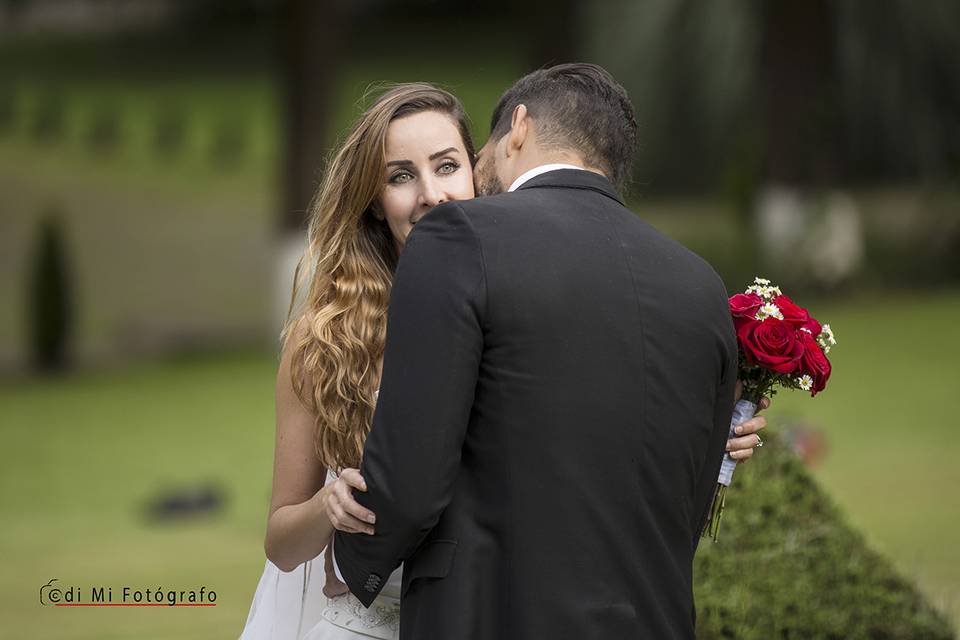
(473, 62, 637, 196)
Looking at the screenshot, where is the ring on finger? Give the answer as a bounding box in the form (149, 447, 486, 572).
(756, 435, 764, 448)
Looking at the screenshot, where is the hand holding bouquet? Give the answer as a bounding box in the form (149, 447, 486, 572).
(703, 277, 837, 541)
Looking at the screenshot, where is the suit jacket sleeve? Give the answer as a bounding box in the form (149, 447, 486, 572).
(333, 201, 485, 606)
(690, 277, 738, 552)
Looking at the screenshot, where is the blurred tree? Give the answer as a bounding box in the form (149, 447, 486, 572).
(590, 0, 960, 193)
(759, 0, 838, 187)
(588, 0, 960, 290)
(28, 209, 73, 372)
(279, 0, 337, 232)
(832, 0, 960, 184)
(518, 0, 581, 66)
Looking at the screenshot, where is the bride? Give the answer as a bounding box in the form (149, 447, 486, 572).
(239, 83, 768, 640)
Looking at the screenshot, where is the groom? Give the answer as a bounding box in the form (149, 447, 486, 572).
(334, 63, 738, 639)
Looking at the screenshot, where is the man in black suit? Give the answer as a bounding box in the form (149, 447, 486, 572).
(334, 63, 739, 639)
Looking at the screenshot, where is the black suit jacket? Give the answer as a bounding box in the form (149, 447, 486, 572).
(334, 169, 737, 639)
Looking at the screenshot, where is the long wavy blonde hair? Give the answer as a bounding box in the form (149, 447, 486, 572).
(281, 83, 476, 472)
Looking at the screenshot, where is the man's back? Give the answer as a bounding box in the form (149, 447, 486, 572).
(400, 170, 736, 638)
(336, 169, 737, 640)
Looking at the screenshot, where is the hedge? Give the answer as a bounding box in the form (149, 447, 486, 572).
(694, 437, 954, 639)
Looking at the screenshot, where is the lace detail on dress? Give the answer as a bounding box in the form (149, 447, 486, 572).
(318, 592, 400, 639)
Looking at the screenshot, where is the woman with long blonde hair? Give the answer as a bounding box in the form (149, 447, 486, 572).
(240, 83, 478, 640)
(239, 82, 766, 640)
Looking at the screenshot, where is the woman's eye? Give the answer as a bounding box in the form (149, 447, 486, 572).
(389, 171, 413, 184)
(438, 161, 460, 175)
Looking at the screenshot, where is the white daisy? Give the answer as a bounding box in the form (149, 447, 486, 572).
(755, 303, 784, 321)
(797, 374, 813, 391)
(822, 323, 836, 345)
(817, 324, 836, 353)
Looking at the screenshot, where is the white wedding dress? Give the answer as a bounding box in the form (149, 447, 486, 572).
(238, 469, 403, 639)
(240, 389, 402, 640)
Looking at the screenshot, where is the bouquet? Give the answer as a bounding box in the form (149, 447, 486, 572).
(703, 277, 837, 541)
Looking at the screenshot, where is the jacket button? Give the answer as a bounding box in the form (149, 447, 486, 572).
(364, 573, 382, 592)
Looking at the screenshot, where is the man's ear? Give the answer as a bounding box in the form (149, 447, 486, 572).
(505, 104, 529, 157)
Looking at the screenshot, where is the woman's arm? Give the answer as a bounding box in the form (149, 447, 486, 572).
(263, 322, 375, 573)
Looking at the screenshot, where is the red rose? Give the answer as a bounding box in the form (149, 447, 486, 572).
(802, 316, 822, 337)
(737, 317, 804, 374)
(773, 294, 821, 336)
(799, 330, 832, 396)
(729, 293, 763, 328)
(774, 294, 807, 327)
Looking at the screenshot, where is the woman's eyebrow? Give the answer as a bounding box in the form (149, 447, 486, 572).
(386, 147, 459, 167)
(429, 147, 458, 160)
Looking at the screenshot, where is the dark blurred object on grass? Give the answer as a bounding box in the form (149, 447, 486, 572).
(143, 481, 226, 522)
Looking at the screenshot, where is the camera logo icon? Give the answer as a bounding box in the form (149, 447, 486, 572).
(40, 579, 61, 606)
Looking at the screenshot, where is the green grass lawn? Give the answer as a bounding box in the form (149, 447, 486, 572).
(1, 291, 958, 638)
(0, 351, 278, 639)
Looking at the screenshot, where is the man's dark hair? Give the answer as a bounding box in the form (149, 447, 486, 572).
(489, 62, 638, 189)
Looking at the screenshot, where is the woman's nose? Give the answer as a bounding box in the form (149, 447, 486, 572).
(418, 177, 447, 208)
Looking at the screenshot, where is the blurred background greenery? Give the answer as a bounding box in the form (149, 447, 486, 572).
(1, 1, 958, 638)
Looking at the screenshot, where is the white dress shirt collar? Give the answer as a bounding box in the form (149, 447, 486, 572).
(507, 164, 586, 192)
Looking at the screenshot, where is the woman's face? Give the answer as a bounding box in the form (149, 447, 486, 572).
(378, 110, 475, 250)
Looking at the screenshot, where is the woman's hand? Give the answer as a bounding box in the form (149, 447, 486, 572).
(319, 469, 373, 597)
(726, 380, 771, 464)
(319, 468, 377, 535)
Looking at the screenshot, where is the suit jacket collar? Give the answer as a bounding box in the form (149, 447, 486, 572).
(514, 168, 624, 206)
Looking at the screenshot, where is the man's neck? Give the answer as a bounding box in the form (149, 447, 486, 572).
(514, 152, 584, 176)
(507, 151, 610, 192)
(508, 163, 585, 192)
